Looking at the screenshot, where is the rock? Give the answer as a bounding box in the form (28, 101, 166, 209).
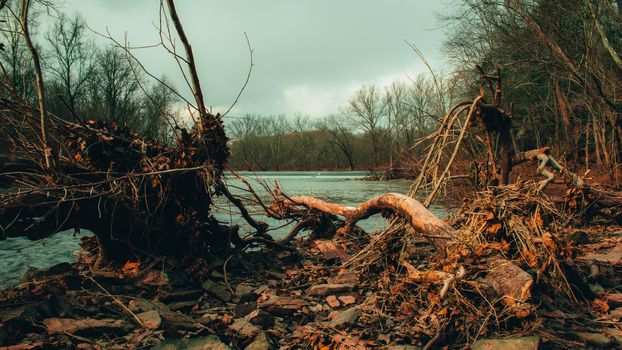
(314, 240, 351, 260)
(606, 294, 622, 308)
(43, 317, 130, 334)
(202, 280, 232, 302)
(244, 309, 274, 328)
(235, 283, 256, 299)
(161, 289, 203, 303)
(21, 262, 72, 283)
(168, 300, 197, 311)
(0, 304, 38, 322)
(484, 258, 533, 306)
(229, 318, 260, 339)
(128, 299, 159, 313)
(151, 335, 231, 350)
(326, 295, 340, 308)
(48, 294, 73, 317)
(471, 335, 540, 350)
(159, 308, 201, 333)
(235, 302, 257, 318)
(138, 270, 169, 286)
(258, 295, 309, 316)
(328, 272, 359, 285)
(245, 332, 274, 350)
(576, 332, 614, 348)
(566, 230, 589, 245)
(338, 295, 356, 305)
(578, 243, 622, 265)
(137, 310, 161, 330)
(328, 306, 362, 328)
(307, 283, 355, 296)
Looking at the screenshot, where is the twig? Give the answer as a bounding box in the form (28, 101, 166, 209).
(82, 273, 144, 328)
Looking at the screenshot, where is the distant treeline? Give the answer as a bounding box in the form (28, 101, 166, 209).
(2, 0, 620, 177)
(1, 11, 178, 143)
(227, 79, 444, 171)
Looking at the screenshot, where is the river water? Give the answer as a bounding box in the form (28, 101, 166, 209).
(0, 171, 447, 287)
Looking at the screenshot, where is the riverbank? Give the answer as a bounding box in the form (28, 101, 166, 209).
(1, 180, 621, 349)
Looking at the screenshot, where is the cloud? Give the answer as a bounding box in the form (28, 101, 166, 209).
(281, 65, 424, 118)
(56, 0, 448, 118)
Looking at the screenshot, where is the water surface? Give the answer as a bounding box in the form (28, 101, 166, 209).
(0, 172, 446, 287)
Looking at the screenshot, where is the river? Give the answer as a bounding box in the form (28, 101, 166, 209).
(0, 171, 448, 287)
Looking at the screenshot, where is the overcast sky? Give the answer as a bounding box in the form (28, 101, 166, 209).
(59, 0, 450, 119)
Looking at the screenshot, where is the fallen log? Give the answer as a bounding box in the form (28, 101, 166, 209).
(278, 193, 534, 307)
(283, 193, 453, 252)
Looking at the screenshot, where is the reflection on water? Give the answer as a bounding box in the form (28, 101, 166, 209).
(0, 172, 447, 287)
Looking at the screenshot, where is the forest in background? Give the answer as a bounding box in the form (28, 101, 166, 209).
(2, 0, 620, 177)
(231, 0, 622, 177)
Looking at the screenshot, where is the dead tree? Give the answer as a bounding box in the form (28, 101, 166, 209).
(0, 0, 260, 265)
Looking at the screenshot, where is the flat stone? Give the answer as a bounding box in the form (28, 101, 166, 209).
(202, 281, 232, 302)
(168, 300, 197, 311)
(326, 295, 340, 308)
(245, 332, 274, 350)
(579, 243, 622, 265)
(235, 302, 257, 318)
(244, 309, 274, 328)
(128, 299, 158, 312)
(328, 307, 362, 328)
(0, 304, 38, 323)
(576, 332, 614, 348)
(328, 272, 359, 285)
(566, 230, 589, 245)
(307, 283, 355, 296)
(161, 289, 203, 303)
(314, 240, 351, 260)
(138, 270, 169, 286)
(235, 283, 256, 298)
(137, 310, 161, 330)
(21, 262, 72, 283)
(43, 317, 130, 334)
(151, 335, 231, 350)
(258, 295, 309, 315)
(471, 336, 540, 350)
(484, 259, 533, 305)
(338, 295, 356, 305)
(230, 318, 260, 339)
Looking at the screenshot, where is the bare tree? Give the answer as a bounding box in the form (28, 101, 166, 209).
(18, 0, 50, 168)
(90, 46, 141, 126)
(316, 115, 356, 170)
(291, 113, 313, 170)
(229, 114, 265, 170)
(345, 84, 386, 168)
(45, 12, 95, 115)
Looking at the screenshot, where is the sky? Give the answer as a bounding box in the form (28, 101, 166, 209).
(59, 0, 450, 119)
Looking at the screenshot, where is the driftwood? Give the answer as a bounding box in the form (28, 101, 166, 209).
(514, 147, 585, 191)
(283, 193, 452, 252)
(277, 192, 534, 307)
